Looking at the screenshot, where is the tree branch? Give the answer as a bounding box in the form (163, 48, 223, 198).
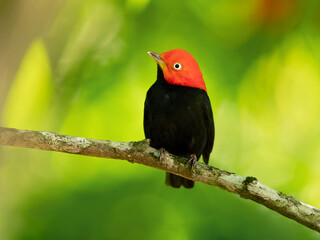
(0, 127, 319, 232)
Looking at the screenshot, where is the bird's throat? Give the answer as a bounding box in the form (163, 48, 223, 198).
(156, 64, 167, 85)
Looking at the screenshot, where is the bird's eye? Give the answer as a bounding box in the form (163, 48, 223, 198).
(173, 63, 182, 70)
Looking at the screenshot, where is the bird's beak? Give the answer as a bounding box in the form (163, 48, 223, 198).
(148, 51, 165, 69)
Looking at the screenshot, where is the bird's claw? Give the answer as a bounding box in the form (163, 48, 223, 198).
(158, 148, 166, 161)
(187, 154, 197, 172)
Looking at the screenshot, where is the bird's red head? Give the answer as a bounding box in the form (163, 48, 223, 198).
(148, 49, 207, 92)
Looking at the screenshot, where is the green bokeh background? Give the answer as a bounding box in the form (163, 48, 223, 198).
(0, 0, 319, 239)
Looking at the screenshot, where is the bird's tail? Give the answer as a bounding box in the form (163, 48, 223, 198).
(165, 172, 194, 188)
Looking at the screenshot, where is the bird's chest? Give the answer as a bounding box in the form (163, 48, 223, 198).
(145, 84, 206, 154)
(149, 88, 194, 128)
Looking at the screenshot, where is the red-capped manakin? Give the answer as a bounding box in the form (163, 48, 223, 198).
(144, 49, 215, 188)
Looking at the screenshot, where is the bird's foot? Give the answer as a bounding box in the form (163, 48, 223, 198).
(144, 138, 151, 145)
(187, 154, 197, 172)
(158, 148, 166, 161)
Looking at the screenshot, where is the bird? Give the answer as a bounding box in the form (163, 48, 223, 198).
(144, 49, 215, 188)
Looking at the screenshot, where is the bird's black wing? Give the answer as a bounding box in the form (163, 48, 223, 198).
(202, 94, 215, 164)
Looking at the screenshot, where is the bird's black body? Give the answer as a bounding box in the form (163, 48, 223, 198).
(144, 66, 215, 188)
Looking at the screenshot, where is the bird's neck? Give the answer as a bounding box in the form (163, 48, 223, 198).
(156, 64, 167, 85)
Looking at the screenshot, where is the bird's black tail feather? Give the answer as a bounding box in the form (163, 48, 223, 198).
(165, 172, 194, 188)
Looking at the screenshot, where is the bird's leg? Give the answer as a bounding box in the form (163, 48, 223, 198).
(158, 148, 166, 162)
(187, 154, 197, 171)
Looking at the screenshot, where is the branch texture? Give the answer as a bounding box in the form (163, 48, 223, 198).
(0, 127, 319, 232)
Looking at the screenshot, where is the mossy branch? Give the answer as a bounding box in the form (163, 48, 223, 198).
(0, 127, 319, 232)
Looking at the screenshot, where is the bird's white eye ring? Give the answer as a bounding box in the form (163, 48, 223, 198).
(173, 63, 182, 70)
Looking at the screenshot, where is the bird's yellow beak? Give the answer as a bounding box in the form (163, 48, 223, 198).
(148, 51, 165, 70)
